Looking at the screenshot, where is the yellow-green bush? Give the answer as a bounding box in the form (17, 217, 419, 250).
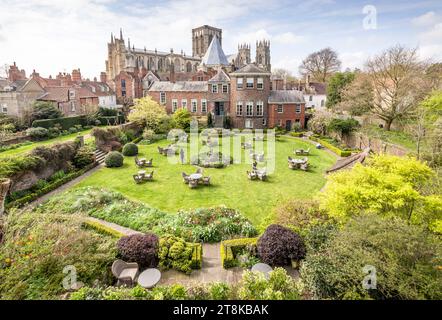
(310, 136, 351, 157)
(220, 238, 258, 269)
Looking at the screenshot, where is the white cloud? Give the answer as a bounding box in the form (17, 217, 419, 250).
(411, 11, 441, 27)
(340, 51, 368, 70)
(273, 32, 304, 45)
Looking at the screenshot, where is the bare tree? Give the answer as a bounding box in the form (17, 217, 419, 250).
(0, 64, 9, 79)
(272, 68, 296, 82)
(299, 48, 341, 82)
(365, 45, 430, 131)
(337, 72, 374, 116)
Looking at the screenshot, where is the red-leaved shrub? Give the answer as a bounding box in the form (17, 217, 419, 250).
(257, 224, 306, 266)
(117, 233, 159, 268)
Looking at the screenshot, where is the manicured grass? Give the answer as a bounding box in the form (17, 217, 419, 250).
(76, 136, 336, 225)
(0, 129, 93, 157)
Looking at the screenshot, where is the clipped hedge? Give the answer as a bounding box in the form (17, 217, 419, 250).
(190, 243, 203, 270)
(32, 115, 88, 130)
(220, 238, 258, 269)
(83, 220, 125, 238)
(310, 136, 352, 157)
(5, 163, 97, 209)
(289, 132, 304, 138)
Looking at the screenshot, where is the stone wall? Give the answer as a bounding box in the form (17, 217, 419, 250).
(340, 132, 408, 156)
(8, 140, 80, 193)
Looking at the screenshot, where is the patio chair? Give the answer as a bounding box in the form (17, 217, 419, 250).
(288, 156, 294, 162)
(182, 172, 190, 184)
(145, 158, 153, 167)
(111, 259, 139, 287)
(195, 167, 203, 174)
(158, 146, 164, 154)
(133, 174, 143, 184)
(247, 171, 257, 180)
(300, 162, 309, 171)
(189, 179, 199, 189)
(143, 171, 154, 181)
(202, 176, 211, 185)
(288, 162, 296, 170)
(256, 153, 265, 162)
(257, 171, 267, 181)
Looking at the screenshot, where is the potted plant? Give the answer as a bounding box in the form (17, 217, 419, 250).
(0, 178, 11, 216)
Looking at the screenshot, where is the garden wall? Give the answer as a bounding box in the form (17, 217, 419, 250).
(340, 132, 408, 156)
(0, 133, 31, 146)
(7, 140, 81, 193)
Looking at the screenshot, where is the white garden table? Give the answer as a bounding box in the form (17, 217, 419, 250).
(137, 268, 161, 289)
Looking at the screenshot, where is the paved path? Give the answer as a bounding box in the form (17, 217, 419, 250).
(87, 217, 142, 236)
(29, 164, 104, 207)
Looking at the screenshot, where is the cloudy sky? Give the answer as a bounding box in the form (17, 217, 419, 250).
(0, 0, 441, 79)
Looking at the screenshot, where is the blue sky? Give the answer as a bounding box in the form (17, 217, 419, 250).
(0, 0, 441, 79)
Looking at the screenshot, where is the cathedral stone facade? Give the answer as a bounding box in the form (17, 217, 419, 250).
(104, 25, 305, 130)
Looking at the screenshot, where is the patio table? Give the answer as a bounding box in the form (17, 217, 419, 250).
(251, 263, 273, 279)
(189, 173, 203, 180)
(137, 268, 161, 289)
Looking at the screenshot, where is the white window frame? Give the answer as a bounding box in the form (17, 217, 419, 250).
(296, 104, 301, 113)
(201, 99, 207, 113)
(246, 78, 254, 88)
(236, 102, 243, 116)
(277, 105, 283, 113)
(246, 101, 253, 116)
(181, 99, 187, 109)
(257, 78, 264, 90)
(1, 103, 7, 113)
(191, 99, 198, 113)
(160, 92, 166, 104)
(245, 119, 253, 129)
(222, 84, 228, 93)
(172, 99, 178, 113)
(256, 101, 264, 116)
(212, 84, 218, 93)
(237, 78, 243, 89)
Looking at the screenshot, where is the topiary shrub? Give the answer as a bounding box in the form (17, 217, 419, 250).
(122, 143, 138, 156)
(158, 235, 193, 274)
(104, 151, 124, 168)
(73, 146, 95, 168)
(117, 233, 159, 268)
(26, 127, 49, 140)
(257, 224, 306, 266)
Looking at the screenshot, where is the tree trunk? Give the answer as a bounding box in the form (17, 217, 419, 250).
(0, 179, 11, 216)
(384, 119, 393, 131)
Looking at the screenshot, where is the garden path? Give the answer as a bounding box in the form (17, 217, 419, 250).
(82, 216, 299, 285)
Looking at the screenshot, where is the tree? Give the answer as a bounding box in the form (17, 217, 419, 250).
(326, 72, 355, 108)
(299, 48, 341, 82)
(327, 118, 360, 139)
(320, 155, 441, 232)
(307, 110, 333, 135)
(337, 72, 374, 116)
(272, 68, 297, 82)
(300, 214, 442, 300)
(172, 108, 191, 130)
(128, 96, 168, 133)
(31, 101, 62, 121)
(365, 45, 430, 130)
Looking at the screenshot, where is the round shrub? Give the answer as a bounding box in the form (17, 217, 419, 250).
(104, 151, 124, 168)
(26, 127, 49, 140)
(122, 143, 138, 156)
(73, 146, 95, 169)
(117, 233, 159, 268)
(158, 236, 193, 274)
(257, 224, 306, 266)
(68, 127, 78, 134)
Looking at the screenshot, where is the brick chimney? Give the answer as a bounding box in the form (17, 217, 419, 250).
(8, 62, 27, 82)
(72, 68, 82, 83)
(100, 72, 107, 83)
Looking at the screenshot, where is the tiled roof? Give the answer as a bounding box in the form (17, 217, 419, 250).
(201, 36, 229, 67)
(39, 87, 70, 102)
(268, 90, 305, 104)
(83, 82, 115, 96)
(230, 63, 271, 76)
(208, 69, 230, 83)
(148, 81, 208, 92)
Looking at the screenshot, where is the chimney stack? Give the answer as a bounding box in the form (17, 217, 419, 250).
(72, 69, 82, 83)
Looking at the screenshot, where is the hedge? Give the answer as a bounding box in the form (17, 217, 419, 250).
(83, 220, 125, 238)
(289, 132, 304, 137)
(190, 243, 203, 270)
(5, 162, 97, 209)
(310, 136, 352, 157)
(220, 238, 258, 269)
(32, 116, 88, 130)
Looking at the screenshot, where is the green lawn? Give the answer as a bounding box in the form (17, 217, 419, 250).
(0, 129, 93, 157)
(361, 125, 417, 152)
(75, 136, 336, 225)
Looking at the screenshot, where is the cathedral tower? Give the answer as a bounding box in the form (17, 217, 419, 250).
(255, 40, 271, 72)
(192, 25, 222, 58)
(236, 43, 251, 68)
